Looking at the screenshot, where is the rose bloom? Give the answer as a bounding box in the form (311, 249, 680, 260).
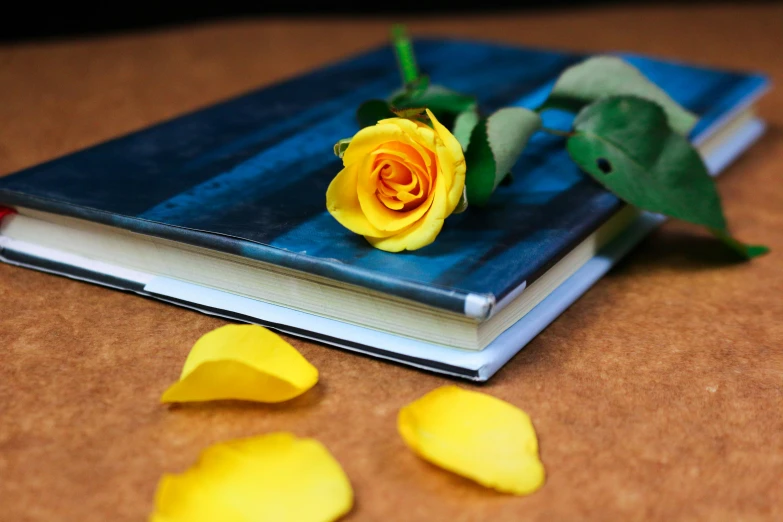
(326, 109, 466, 252)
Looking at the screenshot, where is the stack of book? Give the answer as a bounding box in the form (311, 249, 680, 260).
(0, 40, 768, 380)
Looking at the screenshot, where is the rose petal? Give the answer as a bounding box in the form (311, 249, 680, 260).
(373, 144, 432, 186)
(341, 120, 408, 167)
(150, 433, 353, 522)
(357, 153, 435, 234)
(377, 117, 437, 170)
(377, 192, 405, 210)
(398, 385, 545, 495)
(427, 109, 466, 212)
(326, 163, 393, 238)
(161, 325, 318, 404)
(366, 161, 449, 252)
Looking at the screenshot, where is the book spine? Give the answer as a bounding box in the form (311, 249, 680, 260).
(0, 191, 491, 318)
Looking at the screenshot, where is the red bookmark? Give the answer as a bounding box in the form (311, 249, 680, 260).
(0, 206, 16, 221)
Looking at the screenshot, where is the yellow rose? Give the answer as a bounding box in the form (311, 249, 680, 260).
(326, 109, 466, 252)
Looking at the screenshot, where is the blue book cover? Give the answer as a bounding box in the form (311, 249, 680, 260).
(0, 39, 768, 320)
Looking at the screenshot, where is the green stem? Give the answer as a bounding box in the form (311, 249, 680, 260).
(391, 25, 419, 85)
(540, 127, 574, 138)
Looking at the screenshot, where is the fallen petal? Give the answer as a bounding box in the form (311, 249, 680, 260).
(161, 324, 318, 403)
(150, 433, 353, 522)
(398, 385, 545, 495)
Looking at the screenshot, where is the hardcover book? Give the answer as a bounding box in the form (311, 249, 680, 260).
(0, 39, 768, 380)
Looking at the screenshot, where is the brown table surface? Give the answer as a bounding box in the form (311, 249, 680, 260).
(2, 4, 782, 521)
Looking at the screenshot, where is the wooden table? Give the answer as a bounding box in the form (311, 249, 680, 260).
(2, 4, 782, 520)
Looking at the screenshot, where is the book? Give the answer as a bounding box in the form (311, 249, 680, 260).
(0, 39, 768, 380)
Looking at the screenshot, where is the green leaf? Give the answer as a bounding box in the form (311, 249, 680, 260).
(391, 85, 476, 115)
(464, 107, 542, 206)
(464, 119, 496, 206)
(357, 99, 395, 129)
(486, 108, 542, 189)
(452, 108, 480, 151)
(333, 138, 352, 158)
(567, 95, 768, 258)
(567, 96, 725, 228)
(541, 56, 698, 136)
(710, 229, 770, 259)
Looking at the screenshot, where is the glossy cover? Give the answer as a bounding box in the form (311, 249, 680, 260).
(0, 39, 768, 317)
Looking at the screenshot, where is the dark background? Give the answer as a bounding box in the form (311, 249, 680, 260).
(0, 0, 749, 43)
